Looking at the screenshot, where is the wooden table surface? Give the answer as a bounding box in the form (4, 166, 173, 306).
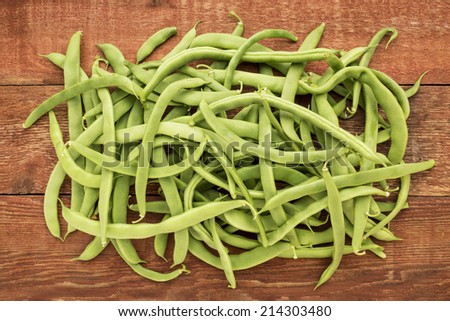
(1, 0, 449, 301)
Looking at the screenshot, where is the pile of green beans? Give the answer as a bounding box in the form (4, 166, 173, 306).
(24, 13, 435, 289)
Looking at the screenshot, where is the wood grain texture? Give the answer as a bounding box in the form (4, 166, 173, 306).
(0, 195, 449, 300)
(0, 0, 449, 301)
(0, 0, 449, 85)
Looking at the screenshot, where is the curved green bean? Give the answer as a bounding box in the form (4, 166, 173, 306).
(24, 74, 139, 128)
(62, 199, 250, 239)
(136, 27, 177, 63)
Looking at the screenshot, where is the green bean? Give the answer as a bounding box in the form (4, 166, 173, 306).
(189, 224, 216, 250)
(213, 223, 260, 250)
(162, 106, 190, 122)
(163, 21, 202, 60)
(64, 31, 85, 217)
(125, 60, 159, 83)
(371, 69, 410, 118)
(112, 174, 146, 265)
(189, 236, 291, 271)
(78, 169, 100, 216)
(130, 101, 169, 262)
(189, 32, 293, 74)
(405, 71, 428, 98)
(73, 236, 109, 261)
(332, 93, 350, 117)
(206, 12, 244, 71)
(364, 169, 411, 239)
(323, 53, 355, 95)
(280, 23, 325, 145)
(298, 117, 319, 177)
(111, 239, 189, 282)
(97, 43, 129, 76)
(352, 84, 378, 253)
(277, 242, 384, 259)
(261, 160, 434, 213)
(365, 219, 402, 241)
(209, 218, 236, 288)
(198, 68, 308, 94)
(136, 27, 177, 63)
(130, 61, 232, 100)
(260, 95, 292, 143)
(190, 33, 278, 51)
(355, 128, 391, 145)
(188, 164, 230, 203)
(179, 174, 217, 248)
(83, 89, 130, 119)
(23, 74, 139, 128)
(202, 133, 249, 204)
(62, 199, 250, 239)
(48, 111, 101, 187)
(315, 163, 345, 289)
(102, 121, 210, 151)
(229, 11, 244, 35)
(153, 214, 170, 262)
(203, 135, 238, 199)
(39, 52, 66, 68)
(142, 100, 154, 123)
(154, 146, 189, 267)
(182, 66, 229, 92)
(223, 201, 324, 231)
(40, 52, 96, 120)
(222, 209, 277, 233)
(75, 96, 137, 158)
(224, 29, 298, 89)
(294, 227, 334, 246)
(64, 32, 83, 142)
(312, 93, 340, 152)
(342, 219, 388, 258)
(128, 201, 170, 213)
(351, 28, 397, 114)
(376, 201, 409, 212)
(218, 117, 283, 141)
(95, 78, 116, 246)
(190, 159, 266, 200)
(43, 162, 65, 240)
(130, 62, 221, 96)
(326, 51, 345, 71)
